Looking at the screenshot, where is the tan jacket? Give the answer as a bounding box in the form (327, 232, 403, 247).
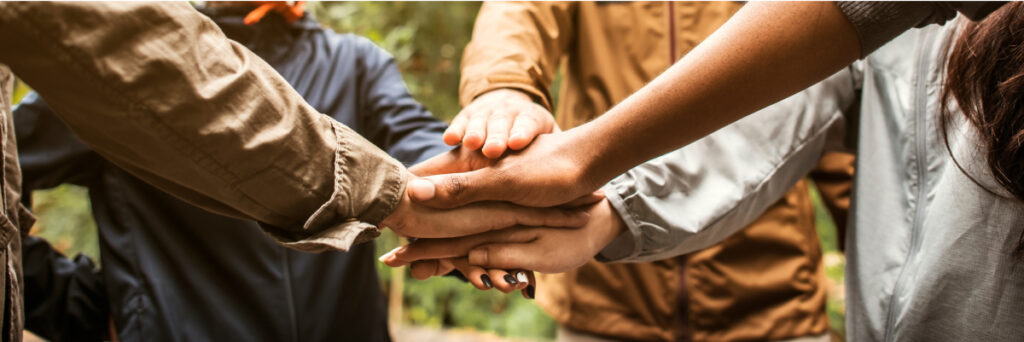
(0, 3, 406, 339)
(461, 2, 848, 340)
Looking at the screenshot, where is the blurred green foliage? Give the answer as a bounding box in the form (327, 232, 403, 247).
(310, 2, 481, 121)
(17, 2, 847, 341)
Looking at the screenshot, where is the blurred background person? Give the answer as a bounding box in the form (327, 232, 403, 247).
(454, 2, 854, 341)
(17, 2, 449, 341)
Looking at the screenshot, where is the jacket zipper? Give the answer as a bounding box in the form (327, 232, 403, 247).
(882, 29, 935, 342)
(668, 1, 676, 62)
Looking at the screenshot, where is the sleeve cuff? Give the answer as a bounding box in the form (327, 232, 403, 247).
(259, 119, 407, 252)
(595, 182, 645, 262)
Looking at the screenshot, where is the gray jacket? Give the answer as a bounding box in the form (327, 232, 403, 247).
(600, 23, 1024, 341)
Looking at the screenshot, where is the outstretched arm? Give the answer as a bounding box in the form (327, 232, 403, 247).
(388, 65, 858, 272)
(410, 1, 1002, 209)
(0, 2, 587, 252)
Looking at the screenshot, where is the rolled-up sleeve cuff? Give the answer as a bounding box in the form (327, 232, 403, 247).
(260, 119, 406, 253)
(596, 182, 645, 262)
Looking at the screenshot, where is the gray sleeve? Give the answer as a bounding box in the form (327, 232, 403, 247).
(597, 67, 860, 263)
(837, 1, 1005, 56)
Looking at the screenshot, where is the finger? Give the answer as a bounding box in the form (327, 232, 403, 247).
(409, 203, 589, 238)
(408, 258, 456, 280)
(522, 271, 537, 299)
(415, 171, 483, 208)
(560, 189, 606, 208)
(444, 109, 471, 146)
(482, 109, 513, 159)
(450, 258, 494, 290)
(463, 110, 490, 150)
(487, 268, 519, 293)
(409, 147, 492, 178)
(509, 270, 530, 290)
(445, 203, 590, 232)
(409, 149, 500, 204)
(409, 260, 441, 280)
(507, 112, 542, 150)
(407, 178, 436, 202)
(468, 243, 549, 272)
(387, 229, 538, 265)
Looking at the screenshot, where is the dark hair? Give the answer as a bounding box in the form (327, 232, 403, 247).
(942, 2, 1024, 257)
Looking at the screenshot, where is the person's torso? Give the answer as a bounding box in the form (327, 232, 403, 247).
(555, 1, 739, 128)
(848, 23, 1024, 342)
(538, 2, 829, 341)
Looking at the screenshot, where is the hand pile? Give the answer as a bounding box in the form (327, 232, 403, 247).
(376, 89, 627, 298)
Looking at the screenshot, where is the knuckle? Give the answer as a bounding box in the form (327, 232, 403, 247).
(443, 175, 468, 200)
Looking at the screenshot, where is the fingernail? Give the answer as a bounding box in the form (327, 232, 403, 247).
(378, 246, 405, 263)
(516, 271, 528, 284)
(408, 179, 436, 201)
(503, 274, 518, 285)
(525, 285, 535, 299)
(480, 274, 493, 289)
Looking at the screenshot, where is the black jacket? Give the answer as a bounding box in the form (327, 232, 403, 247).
(16, 8, 449, 342)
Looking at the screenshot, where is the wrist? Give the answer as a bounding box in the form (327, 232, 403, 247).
(588, 200, 627, 257)
(379, 174, 415, 232)
(481, 88, 533, 103)
(562, 123, 615, 191)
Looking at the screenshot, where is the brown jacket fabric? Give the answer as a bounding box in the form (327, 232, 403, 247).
(460, 2, 848, 341)
(0, 3, 407, 339)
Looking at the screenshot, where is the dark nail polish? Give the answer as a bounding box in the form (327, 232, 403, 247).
(503, 274, 518, 285)
(526, 285, 535, 299)
(480, 274, 493, 289)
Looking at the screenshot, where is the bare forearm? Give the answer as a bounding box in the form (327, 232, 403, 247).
(571, 2, 860, 185)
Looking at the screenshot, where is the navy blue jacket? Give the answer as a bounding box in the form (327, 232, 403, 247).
(16, 7, 449, 341)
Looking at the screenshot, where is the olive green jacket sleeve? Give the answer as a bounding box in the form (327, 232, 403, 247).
(0, 2, 405, 252)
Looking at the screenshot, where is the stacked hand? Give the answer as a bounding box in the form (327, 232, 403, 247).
(377, 89, 629, 298)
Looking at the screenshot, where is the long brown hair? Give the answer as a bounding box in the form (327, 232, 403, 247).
(942, 2, 1024, 257)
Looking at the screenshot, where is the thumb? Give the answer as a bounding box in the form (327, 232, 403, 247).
(407, 178, 436, 201)
(412, 170, 495, 209)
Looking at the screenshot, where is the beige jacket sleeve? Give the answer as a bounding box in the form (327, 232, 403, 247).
(0, 2, 405, 252)
(459, 2, 576, 110)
